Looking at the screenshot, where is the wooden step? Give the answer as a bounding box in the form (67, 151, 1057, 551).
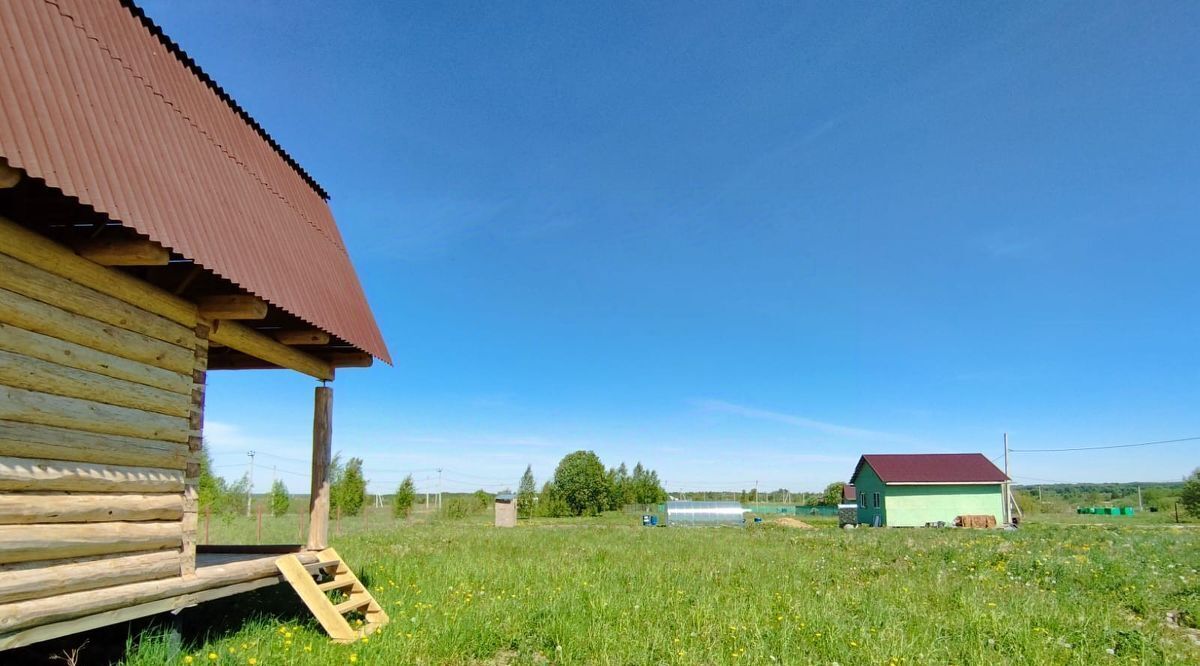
(333, 596, 372, 615)
(303, 559, 342, 576)
(276, 547, 389, 644)
(318, 578, 356, 592)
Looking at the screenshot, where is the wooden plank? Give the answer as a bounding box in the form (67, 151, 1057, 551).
(274, 329, 331, 345)
(210, 320, 333, 381)
(0, 550, 181, 604)
(0, 456, 183, 493)
(328, 352, 373, 368)
(0, 216, 197, 327)
(308, 386, 332, 550)
(0, 521, 183, 565)
(0, 386, 189, 442)
(0, 159, 20, 188)
(0, 350, 190, 417)
(75, 238, 170, 266)
(0, 323, 191, 395)
(0, 420, 187, 470)
(198, 294, 268, 320)
(0, 576, 282, 650)
(0, 288, 193, 374)
(0, 550, 317, 634)
(0, 253, 194, 348)
(276, 553, 356, 641)
(0, 493, 183, 524)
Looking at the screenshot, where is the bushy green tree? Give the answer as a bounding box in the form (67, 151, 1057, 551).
(331, 455, 367, 517)
(393, 474, 416, 518)
(611, 462, 632, 508)
(628, 462, 667, 505)
(1182, 468, 1200, 518)
(537, 481, 571, 517)
(517, 465, 537, 519)
(820, 482, 845, 506)
(195, 449, 250, 519)
(473, 489, 492, 510)
(553, 451, 610, 516)
(269, 479, 290, 517)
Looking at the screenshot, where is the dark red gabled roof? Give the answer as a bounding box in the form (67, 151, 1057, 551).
(0, 0, 390, 363)
(842, 484, 857, 501)
(850, 454, 1008, 485)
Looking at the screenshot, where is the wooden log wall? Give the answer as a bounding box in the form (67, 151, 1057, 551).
(0, 235, 198, 605)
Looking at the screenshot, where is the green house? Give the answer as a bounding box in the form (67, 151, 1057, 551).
(849, 453, 1009, 527)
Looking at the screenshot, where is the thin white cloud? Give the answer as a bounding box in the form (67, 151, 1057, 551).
(693, 399, 909, 441)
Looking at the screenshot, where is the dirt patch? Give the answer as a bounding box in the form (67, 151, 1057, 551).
(1166, 611, 1200, 647)
(775, 517, 814, 529)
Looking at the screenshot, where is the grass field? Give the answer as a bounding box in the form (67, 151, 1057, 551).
(95, 510, 1200, 665)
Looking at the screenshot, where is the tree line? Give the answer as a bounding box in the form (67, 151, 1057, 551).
(516, 450, 668, 518)
(197, 449, 368, 519)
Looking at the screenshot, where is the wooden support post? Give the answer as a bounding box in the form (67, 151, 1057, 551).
(307, 386, 332, 550)
(336, 506, 342, 538)
(297, 511, 305, 541)
(181, 320, 209, 576)
(256, 506, 263, 545)
(205, 506, 211, 545)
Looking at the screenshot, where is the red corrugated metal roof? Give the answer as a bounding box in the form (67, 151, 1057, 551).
(850, 454, 1009, 485)
(842, 484, 856, 501)
(0, 0, 390, 363)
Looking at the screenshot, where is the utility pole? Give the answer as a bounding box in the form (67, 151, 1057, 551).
(437, 468, 443, 509)
(1002, 434, 1010, 526)
(1137, 485, 1143, 511)
(246, 450, 256, 517)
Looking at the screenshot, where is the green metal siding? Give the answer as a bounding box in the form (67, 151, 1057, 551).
(883, 484, 1003, 527)
(854, 464, 887, 526)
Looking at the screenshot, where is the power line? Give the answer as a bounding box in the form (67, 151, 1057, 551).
(1010, 435, 1200, 453)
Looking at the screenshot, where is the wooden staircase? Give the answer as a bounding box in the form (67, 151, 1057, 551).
(275, 547, 389, 643)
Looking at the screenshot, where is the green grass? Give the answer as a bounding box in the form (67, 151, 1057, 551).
(122, 514, 1199, 665)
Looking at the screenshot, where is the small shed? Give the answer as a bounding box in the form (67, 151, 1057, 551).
(849, 454, 1009, 527)
(494, 493, 516, 528)
(664, 501, 746, 527)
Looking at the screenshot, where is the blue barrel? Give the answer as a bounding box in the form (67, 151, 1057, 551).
(650, 515, 659, 526)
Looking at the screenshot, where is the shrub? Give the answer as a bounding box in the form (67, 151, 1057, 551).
(1182, 469, 1200, 519)
(268, 479, 290, 517)
(517, 465, 536, 519)
(445, 498, 472, 519)
(393, 475, 416, 518)
(331, 455, 367, 517)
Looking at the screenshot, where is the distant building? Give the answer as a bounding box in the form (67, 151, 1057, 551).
(495, 493, 517, 528)
(849, 454, 1009, 527)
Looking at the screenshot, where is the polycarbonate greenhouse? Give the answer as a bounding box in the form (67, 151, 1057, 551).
(664, 501, 747, 527)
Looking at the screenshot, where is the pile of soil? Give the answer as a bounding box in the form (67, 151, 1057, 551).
(775, 517, 814, 529)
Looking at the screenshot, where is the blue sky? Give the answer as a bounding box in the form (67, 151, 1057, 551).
(141, 1, 1200, 495)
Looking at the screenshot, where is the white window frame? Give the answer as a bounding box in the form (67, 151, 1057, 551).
(872, 492, 880, 508)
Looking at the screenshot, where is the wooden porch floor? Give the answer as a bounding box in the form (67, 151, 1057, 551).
(0, 549, 319, 650)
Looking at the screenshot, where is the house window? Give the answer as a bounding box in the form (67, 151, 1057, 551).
(872, 492, 880, 508)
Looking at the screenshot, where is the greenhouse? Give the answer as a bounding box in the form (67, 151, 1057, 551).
(664, 501, 748, 527)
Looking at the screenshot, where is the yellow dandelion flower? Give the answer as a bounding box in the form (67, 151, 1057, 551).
(248, 659, 257, 666)
(349, 654, 358, 663)
(184, 657, 194, 665)
(208, 654, 218, 662)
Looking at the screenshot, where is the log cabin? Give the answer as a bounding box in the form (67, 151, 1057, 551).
(0, 0, 391, 649)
